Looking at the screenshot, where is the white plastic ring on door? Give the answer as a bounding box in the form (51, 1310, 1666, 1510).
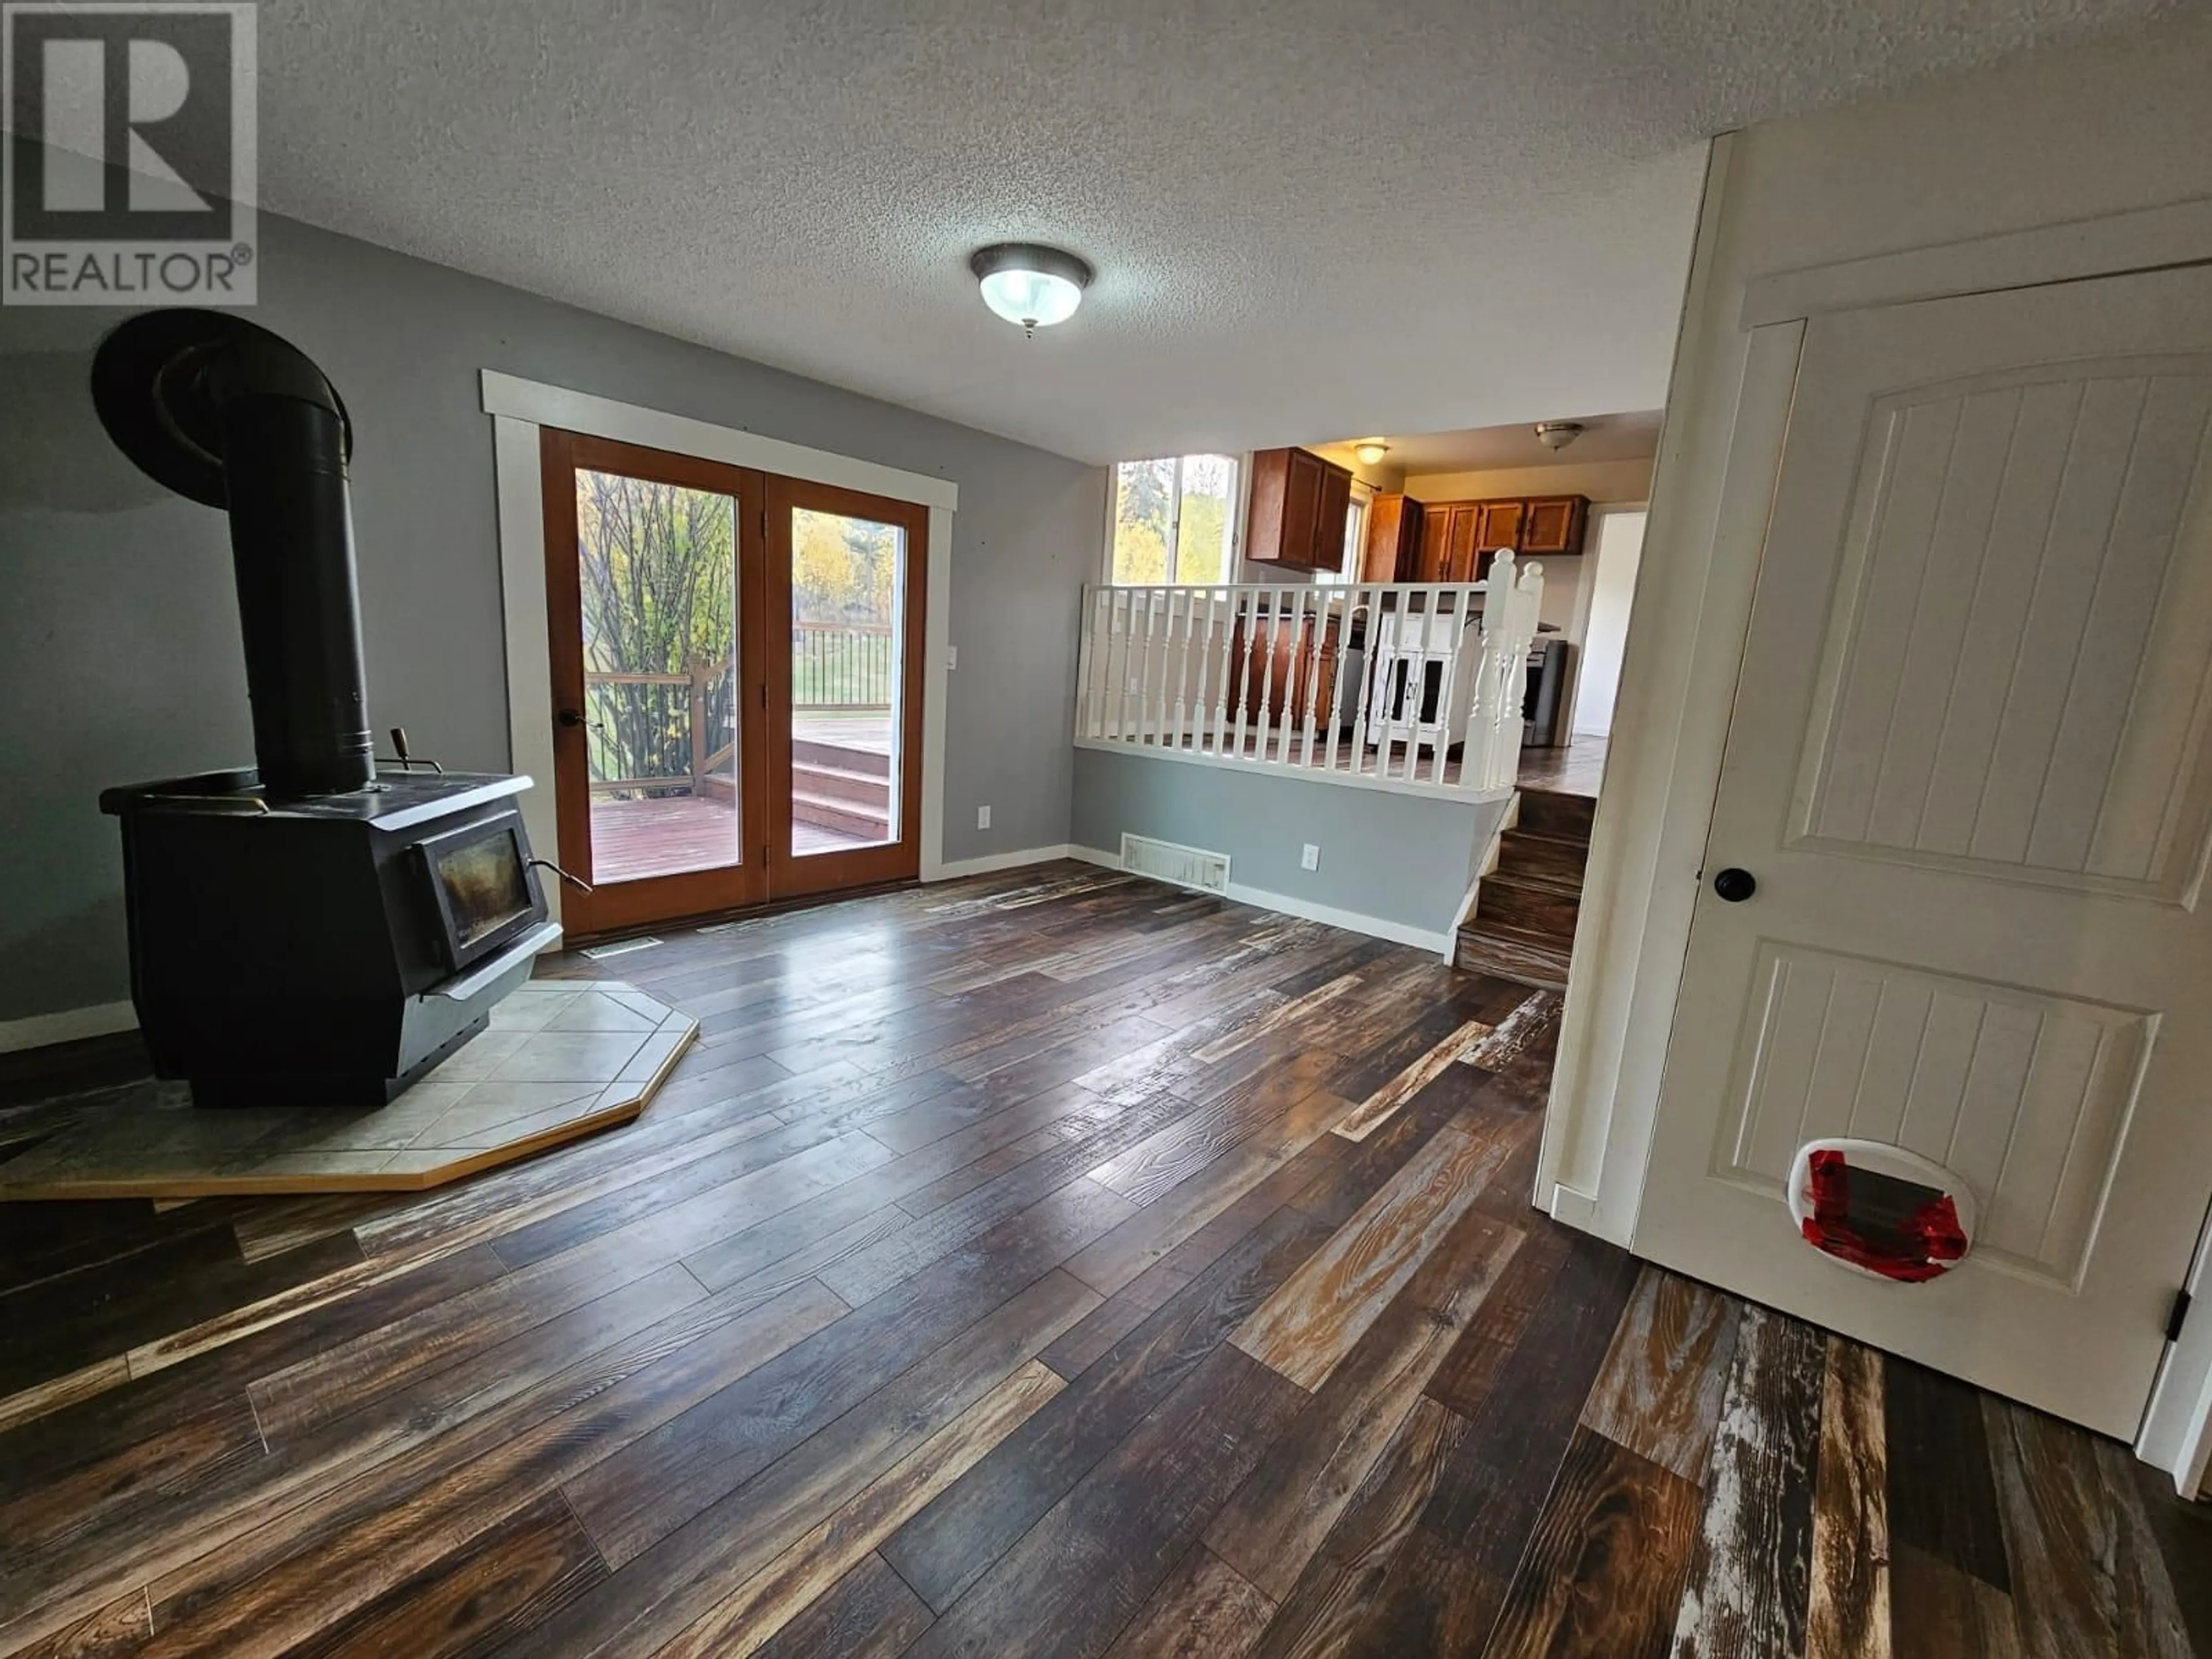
(1786, 1138, 1975, 1283)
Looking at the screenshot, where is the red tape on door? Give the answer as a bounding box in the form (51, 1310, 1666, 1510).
(1786, 1138, 1974, 1283)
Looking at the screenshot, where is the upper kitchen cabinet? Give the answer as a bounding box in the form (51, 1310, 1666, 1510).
(1416, 502, 1483, 582)
(1471, 498, 1526, 553)
(1415, 492, 1589, 578)
(1361, 493, 1424, 582)
(1520, 494, 1589, 556)
(1247, 446, 1355, 573)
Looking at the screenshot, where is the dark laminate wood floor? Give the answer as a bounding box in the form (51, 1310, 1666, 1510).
(1, 862, 2205, 1658)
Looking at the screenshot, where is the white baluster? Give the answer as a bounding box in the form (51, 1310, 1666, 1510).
(1346, 588, 1377, 779)
(1164, 588, 1181, 748)
(1166, 589, 1191, 751)
(1397, 586, 1425, 782)
(1135, 589, 1155, 748)
(1300, 588, 1326, 768)
(1198, 590, 1223, 756)
(1075, 585, 1099, 740)
(1119, 590, 1141, 744)
(1253, 588, 1279, 765)
(1090, 586, 1112, 741)
(1232, 589, 1255, 762)
(1429, 589, 1459, 787)
(1483, 567, 1504, 789)
(1101, 589, 1122, 740)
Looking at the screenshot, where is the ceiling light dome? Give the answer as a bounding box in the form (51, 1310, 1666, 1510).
(1354, 441, 1389, 466)
(971, 243, 1093, 335)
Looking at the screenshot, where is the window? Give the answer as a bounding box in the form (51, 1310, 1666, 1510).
(1317, 481, 1372, 585)
(1107, 453, 1240, 584)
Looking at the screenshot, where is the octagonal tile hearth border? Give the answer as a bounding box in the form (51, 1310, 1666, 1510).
(0, 982, 697, 1200)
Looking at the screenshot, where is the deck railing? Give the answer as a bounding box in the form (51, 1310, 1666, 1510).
(584, 624, 891, 798)
(584, 664, 735, 797)
(1074, 553, 1543, 796)
(793, 621, 894, 711)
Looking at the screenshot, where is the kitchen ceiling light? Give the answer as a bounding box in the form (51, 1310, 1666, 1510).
(970, 243, 1093, 335)
(1534, 420, 1585, 452)
(1354, 441, 1390, 465)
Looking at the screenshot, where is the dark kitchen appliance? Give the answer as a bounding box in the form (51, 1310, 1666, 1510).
(1523, 635, 1570, 747)
(91, 309, 559, 1107)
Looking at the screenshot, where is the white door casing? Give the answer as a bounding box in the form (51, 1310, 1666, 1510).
(1571, 507, 1647, 738)
(1634, 264, 2212, 1438)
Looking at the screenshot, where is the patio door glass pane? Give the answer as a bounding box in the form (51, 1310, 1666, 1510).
(789, 506, 904, 855)
(575, 467, 741, 883)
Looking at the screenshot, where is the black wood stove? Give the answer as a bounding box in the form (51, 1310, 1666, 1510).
(92, 309, 560, 1107)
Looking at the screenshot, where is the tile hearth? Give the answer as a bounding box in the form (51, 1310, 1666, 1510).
(0, 981, 695, 1199)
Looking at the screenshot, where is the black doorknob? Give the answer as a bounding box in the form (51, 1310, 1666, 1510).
(1712, 867, 1757, 903)
(556, 707, 589, 730)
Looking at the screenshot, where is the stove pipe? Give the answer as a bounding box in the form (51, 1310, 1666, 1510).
(92, 309, 375, 798)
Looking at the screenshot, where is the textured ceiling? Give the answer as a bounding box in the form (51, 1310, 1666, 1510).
(1348, 412, 1668, 476)
(235, 0, 2172, 463)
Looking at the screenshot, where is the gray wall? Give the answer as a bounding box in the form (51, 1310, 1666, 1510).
(0, 172, 1105, 1023)
(1070, 747, 1507, 941)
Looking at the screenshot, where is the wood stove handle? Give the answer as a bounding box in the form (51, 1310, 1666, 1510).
(529, 857, 593, 895)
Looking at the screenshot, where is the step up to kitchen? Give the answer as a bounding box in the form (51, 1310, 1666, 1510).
(1513, 787, 1596, 843)
(1492, 828, 1587, 898)
(1470, 875, 1579, 942)
(1455, 921, 1572, 990)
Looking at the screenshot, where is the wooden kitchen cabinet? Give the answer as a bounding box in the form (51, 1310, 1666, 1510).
(1363, 493, 1423, 581)
(1248, 446, 1357, 573)
(1472, 499, 1526, 555)
(1520, 494, 1589, 556)
(1411, 493, 1588, 579)
(1415, 502, 1486, 582)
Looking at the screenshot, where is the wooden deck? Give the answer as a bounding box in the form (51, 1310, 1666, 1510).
(589, 794, 877, 882)
(0, 863, 2202, 1656)
(590, 721, 896, 882)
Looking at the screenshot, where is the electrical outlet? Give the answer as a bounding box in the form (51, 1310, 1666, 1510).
(948, 645, 959, 671)
(978, 805, 991, 830)
(1301, 843, 1320, 871)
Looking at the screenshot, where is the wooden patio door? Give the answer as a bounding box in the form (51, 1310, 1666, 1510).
(541, 429, 769, 935)
(542, 433, 929, 934)
(764, 476, 929, 898)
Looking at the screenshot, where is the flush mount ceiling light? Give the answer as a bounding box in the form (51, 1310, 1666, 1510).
(1353, 440, 1390, 466)
(970, 243, 1093, 336)
(1534, 420, 1586, 452)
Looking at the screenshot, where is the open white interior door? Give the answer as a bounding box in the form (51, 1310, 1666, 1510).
(1635, 264, 2212, 1438)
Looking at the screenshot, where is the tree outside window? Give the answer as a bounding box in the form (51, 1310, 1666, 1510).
(1108, 453, 1240, 583)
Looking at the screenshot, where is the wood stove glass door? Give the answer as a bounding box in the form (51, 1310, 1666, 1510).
(541, 429, 769, 935)
(765, 478, 927, 899)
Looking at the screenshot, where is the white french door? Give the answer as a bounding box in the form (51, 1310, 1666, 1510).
(1635, 264, 2212, 1437)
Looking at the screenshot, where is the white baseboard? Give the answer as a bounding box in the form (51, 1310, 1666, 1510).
(0, 999, 138, 1054)
(1229, 885, 1450, 953)
(1067, 843, 1450, 953)
(1547, 1181, 1628, 1244)
(927, 844, 1075, 881)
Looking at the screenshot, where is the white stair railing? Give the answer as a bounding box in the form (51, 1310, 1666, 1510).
(1074, 558, 1543, 798)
